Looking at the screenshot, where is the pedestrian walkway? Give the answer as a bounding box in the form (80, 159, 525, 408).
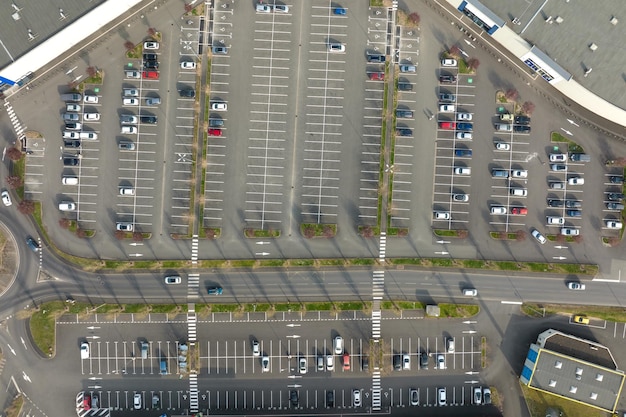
(3, 101, 26, 142)
(191, 235, 198, 265)
(187, 273, 200, 299)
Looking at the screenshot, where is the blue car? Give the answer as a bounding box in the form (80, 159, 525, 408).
(208, 286, 223, 295)
(455, 149, 472, 157)
(457, 122, 473, 131)
(334, 7, 346, 15)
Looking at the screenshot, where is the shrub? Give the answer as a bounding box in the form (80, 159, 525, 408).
(360, 226, 374, 238)
(408, 12, 420, 25)
(448, 45, 460, 57)
(114, 230, 125, 240)
(6, 147, 22, 161)
(76, 228, 86, 238)
(17, 200, 35, 215)
(467, 57, 480, 70)
(6, 175, 23, 189)
(124, 41, 135, 51)
(132, 232, 144, 242)
(303, 226, 316, 239)
(59, 218, 70, 229)
(522, 101, 535, 115)
(505, 88, 518, 101)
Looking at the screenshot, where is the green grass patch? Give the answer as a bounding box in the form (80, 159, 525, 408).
(305, 302, 333, 311)
(150, 304, 179, 313)
(126, 44, 142, 59)
(210, 304, 240, 312)
(244, 228, 281, 238)
(300, 223, 337, 238)
(520, 383, 605, 417)
(123, 304, 147, 313)
(243, 303, 271, 312)
(289, 259, 315, 267)
(550, 131, 584, 153)
(370, 0, 384, 6)
(381, 301, 394, 309)
(387, 227, 409, 236)
(390, 301, 424, 310)
(527, 262, 549, 272)
(350, 258, 376, 266)
(258, 259, 285, 267)
(336, 302, 366, 311)
(30, 306, 59, 355)
(11, 156, 25, 199)
(434, 229, 457, 237)
(462, 260, 485, 269)
(387, 258, 423, 265)
(431, 258, 453, 267)
(198, 260, 226, 268)
(161, 260, 188, 269)
(274, 303, 303, 312)
(230, 260, 256, 268)
(131, 261, 160, 269)
(103, 261, 127, 269)
(439, 303, 479, 318)
(458, 59, 471, 74)
(523, 303, 626, 322)
(358, 225, 381, 237)
(495, 261, 522, 270)
(318, 259, 345, 266)
(4, 393, 24, 417)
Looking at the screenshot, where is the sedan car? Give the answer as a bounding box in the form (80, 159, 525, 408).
(455, 149, 472, 157)
(609, 176, 624, 184)
(456, 132, 472, 140)
(439, 93, 456, 102)
(1, 190, 11, 207)
(409, 388, 419, 406)
(510, 207, 528, 215)
(452, 193, 469, 202)
(561, 228, 580, 236)
(366, 54, 385, 63)
(289, 390, 298, 406)
(143, 53, 157, 61)
(64, 140, 81, 148)
(456, 122, 473, 131)
(123, 98, 139, 106)
(549, 153, 567, 162)
(116, 222, 133, 231)
(457, 112, 472, 121)
(369, 72, 384, 81)
(396, 128, 412, 136)
(144, 60, 159, 69)
(83, 95, 98, 103)
(261, 356, 270, 372)
(437, 354, 445, 369)
(496, 142, 510, 151)
(328, 43, 346, 52)
(441, 58, 457, 67)
(179, 89, 195, 98)
(80, 342, 89, 359)
(353, 389, 361, 407)
(567, 281, 585, 290)
(142, 71, 159, 79)
(513, 125, 531, 133)
(208, 286, 223, 295)
(343, 353, 350, 370)
(299, 357, 307, 374)
(208, 129, 222, 137)
(334, 7, 346, 15)
(490, 206, 506, 215)
(419, 351, 428, 369)
(26, 237, 40, 252)
(252, 341, 260, 356)
(402, 354, 410, 370)
(273, 4, 289, 12)
(212, 46, 228, 54)
(547, 216, 565, 225)
(606, 220, 623, 229)
(165, 275, 181, 284)
(434, 211, 450, 220)
(438, 387, 447, 406)
(531, 228, 547, 244)
(608, 193, 625, 201)
(439, 104, 455, 113)
(550, 164, 567, 172)
(439, 74, 456, 83)
(439, 121, 455, 130)
(483, 388, 492, 404)
(211, 102, 228, 111)
(63, 131, 80, 139)
(143, 41, 159, 50)
(63, 158, 80, 166)
(133, 393, 142, 410)
(511, 169, 528, 178)
(65, 122, 82, 131)
(84, 113, 100, 121)
(474, 387, 482, 405)
(568, 177, 584, 185)
(181, 61, 196, 69)
(573, 315, 589, 324)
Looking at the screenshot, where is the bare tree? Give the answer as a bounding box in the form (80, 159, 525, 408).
(613, 157, 626, 167)
(448, 45, 460, 57)
(59, 218, 70, 229)
(147, 27, 157, 37)
(6, 175, 23, 189)
(323, 225, 335, 238)
(124, 40, 135, 52)
(456, 229, 469, 239)
(515, 230, 527, 241)
(76, 228, 86, 238)
(522, 101, 536, 115)
(467, 57, 480, 70)
(204, 228, 216, 239)
(573, 235, 583, 244)
(114, 230, 125, 240)
(360, 226, 374, 238)
(184, 3, 193, 13)
(86, 66, 97, 78)
(302, 225, 316, 239)
(505, 88, 519, 101)
(17, 200, 35, 215)
(408, 12, 420, 25)
(6, 147, 22, 161)
(132, 231, 144, 242)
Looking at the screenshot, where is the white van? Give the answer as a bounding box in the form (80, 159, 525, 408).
(333, 336, 343, 354)
(62, 176, 79, 185)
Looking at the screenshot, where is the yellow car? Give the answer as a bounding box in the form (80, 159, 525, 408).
(573, 315, 590, 325)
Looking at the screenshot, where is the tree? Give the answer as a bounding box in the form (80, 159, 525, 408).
(448, 45, 460, 57)
(6, 147, 22, 161)
(522, 101, 535, 115)
(408, 12, 420, 25)
(76, 228, 86, 238)
(397, 228, 408, 237)
(467, 57, 480, 71)
(184, 3, 193, 13)
(6, 175, 22, 189)
(613, 157, 626, 167)
(204, 228, 216, 239)
(17, 200, 35, 215)
(147, 27, 157, 37)
(124, 40, 135, 52)
(515, 230, 527, 241)
(505, 88, 518, 101)
(132, 231, 144, 242)
(456, 229, 469, 239)
(59, 218, 70, 229)
(360, 226, 374, 238)
(573, 235, 583, 244)
(608, 236, 621, 247)
(114, 230, 125, 240)
(556, 234, 566, 243)
(86, 66, 97, 78)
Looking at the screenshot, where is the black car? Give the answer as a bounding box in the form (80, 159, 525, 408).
(209, 118, 224, 127)
(140, 115, 158, 124)
(608, 193, 625, 201)
(290, 390, 299, 406)
(393, 354, 402, 370)
(144, 60, 159, 69)
(143, 53, 158, 61)
(419, 351, 429, 369)
(396, 128, 412, 136)
(26, 237, 39, 252)
(514, 115, 531, 125)
(439, 74, 457, 83)
(566, 210, 582, 217)
(361, 357, 369, 371)
(179, 89, 196, 98)
(397, 82, 413, 91)
(547, 199, 564, 208)
(565, 200, 582, 208)
(367, 54, 385, 63)
(63, 157, 79, 166)
(609, 176, 624, 184)
(513, 125, 531, 133)
(63, 140, 81, 148)
(326, 391, 334, 407)
(395, 109, 413, 118)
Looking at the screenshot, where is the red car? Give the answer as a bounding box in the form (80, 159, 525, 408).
(83, 394, 91, 410)
(142, 71, 159, 79)
(439, 121, 455, 130)
(342, 353, 350, 370)
(369, 72, 384, 81)
(208, 129, 222, 136)
(510, 207, 528, 215)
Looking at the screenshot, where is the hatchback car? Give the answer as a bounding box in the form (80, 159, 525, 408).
(143, 41, 159, 50)
(83, 95, 98, 103)
(473, 387, 482, 405)
(567, 281, 585, 290)
(212, 102, 228, 111)
(252, 341, 260, 357)
(561, 228, 580, 236)
(396, 128, 412, 136)
(399, 64, 416, 73)
(568, 177, 584, 185)
(531, 228, 547, 244)
(142, 71, 159, 79)
(289, 390, 298, 406)
(402, 354, 410, 370)
(334, 7, 346, 15)
(438, 387, 447, 406)
(116, 222, 133, 231)
(84, 113, 100, 121)
(457, 122, 473, 131)
(123, 98, 139, 106)
(452, 193, 469, 202)
(119, 187, 135, 196)
(513, 125, 531, 133)
(393, 355, 402, 370)
(441, 58, 457, 66)
(273, 4, 289, 12)
(262, 356, 270, 372)
(367, 54, 385, 63)
(511, 169, 528, 178)
(483, 387, 492, 404)
(369, 72, 384, 81)
(119, 141, 136, 151)
(145, 97, 161, 105)
(299, 357, 307, 374)
(342, 353, 350, 370)
(126, 70, 141, 79)
(179, 89, 195, 98)
(328, 43, 346, 52)
(573, 315, 590, 324)
(547, 216, 565, 225)
(439, 93, 456, 102)
(395, 109, 413, 118)
(606, 220, 623, 229)
(550, 164, 567, 172)
(63, 157, 80, 166)
(63, 131, 80, 139)
(144, 60, 159, 69)
(439, 104, 455, 113)
(26, 237, 40, 252)
(326, 391, 334, 407)
(165, 276, 182, 284)
(454, 167, 471, 175)
(409, 388, 419, 406)
(510, 207, 528, 215)
(181, 61, 196, 69)
(397, 81, 412, 90)
(143, 53, 157, 61)
(326, 354, 334, 370)
(439, 74, 456, 83)
(208, 129, 222, 136)
(64, 140, 81, 148)
(434, 211, 450, 220)
(133, 393, 142, 409)
(208, 286, 223, 295)
(419, 351, 429, 369)
(549, 153, 567, 162)
(353, 389, 361, 407)
(83, 394, 91, 410)
(1, 190, 11, 207)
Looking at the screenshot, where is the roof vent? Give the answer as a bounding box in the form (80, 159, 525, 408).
(596, 373, 604, 381)
(590, 392, 598, 400)
(589, 43, 598, 51)
(569, 386, 578, 393)
(610, 16, 619, 25)
(555, 361, 563, 369)
(555, 16, 564, 24)
(549, 380, 557, 387)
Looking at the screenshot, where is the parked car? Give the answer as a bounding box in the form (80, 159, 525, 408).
(367, 54, 385, 63)
(273, 5, 289, 13)
(452, 193, 469, 202)
(369, 72, 384, 81)
(397, 81, 412, 90)
(490, 206, 506, 215)
(409, 388, 419, 406)
(510, 207, 528, 215)
(145, 97, 161, 105)
(395, 109, 413, 118)
(439, 74, 456, 83)
(513, 125, 531, 133)
(419, 351, 428, 369)
(438, 387, 447, 406)
(140, 116, 157, 124)
(550, 164, 567, 172)
(64, 139, 81, 148)
(609, 176, 624, 184)
(179, 89, 195, 98)
(547, 216, 565, 225)
(181, 61, 197, 69)
(143, 41, 159, 50)
(353, 389, 361, 407)
(608, 193, 625, 201)
(396, 128, 412, 136)
(142, 71, 159, 79)
(568, 177, 584, 185)
(566, 210, 582, 217)
(439, 121, 455, 130)
(514, 115, 531, 125)
(439, 93, 456, 102)
(511, 169, 528, 178)
(328, 43, 346, 53)
(549, 153, 568, 162)
(456, 122, 473, 131)
(456, 132, 472, 140)
(455, 148, 472, 157)
(116, 222, 133, 231)
(399, 64, 416, 73)
(212, 102, 228, 111)
(474, 386, 482, 405)
(133, 393, 142, 409)
(63, 157, 80, 166)
(606, 220, 623, 229)
(208, 129, 222, 137)
(262, 356, 270, 372)
(483, 387, 492, 404)
(439, 104, 455, 113)
(561, 228, 580, 236)
(454, 167, 471, 175)
(126, 70, 141, 79)
(496, 142, 510, 151)
(441, 58, 457, 67)
(434, 211, 450, 220)
(84, 113, 100, 121)
(457, 113, 472, 121)
(573, 315, 589, 324)
(123, 98, 139, 106)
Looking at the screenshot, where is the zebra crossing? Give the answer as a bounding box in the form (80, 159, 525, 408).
(370, 232, 387, 411)
(189, 372, 199, 412)
(191, 235, 198, 265)
(188, 273, 200, 299)
(3, 101, 26, 141)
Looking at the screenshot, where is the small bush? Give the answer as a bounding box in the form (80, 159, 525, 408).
(6, 147, 22, 161)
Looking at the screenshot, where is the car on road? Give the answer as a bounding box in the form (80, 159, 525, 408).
(474, 387, 482, 405)
(133, 393, 142, 409)
(409, 388, 419, 406)
(606, 220, 623, 229)
(456, 132, 472, 140)
(26, 237, 39, 252)
(568, 177, 584, 185)
(439, 93, 455, 102)
(367, 54, 385, 63)
(83, 95, 98, 103)
(531, 228, 547, 244)
(252, 341, 260, 356)
(299, 357, 307, 374)
(328, 43, 346, 53)
(165, 276, 181, 284)
(439, 121, 455, 130)
(547, 216, 565, 225)
(80, 342, 89, 359)
(550, 164, 567, 172)
(143, 41, 159, 50)
(439, 104, 455, 113)
(608, 193, 625, 201)
(181, 61, 196, 69)
(212, 102, 228, 111)
(179, 89, 195, 98)
(549, 153, 567, 162)
(142, 71, 159, 79)
(452, 193, 469, 202)
(419, 351, 428, 369)
(353, 389, 361, 407)
(463, 288, 478, 296)
(457, 112, 472, 121)
(567, 281, 585, 290)
(434, 211, 450, 220)
(438, 387, 447, 405)
(511, 169, 528, 178)
(573, 315, 589, 324)
(490, 206, 506, 215)
(441, 58, 457, 67)
(63, 157, 80, 166)
(402, 354, 410, 370)
(1, 190, 11, 207)
(561, 228, 580, 236)
(454, 148, 472, 157)
(496, 142, 510, 151)
(439, 74, 456, 83)
(116, 222, 133, 231)
(262, 356, 270, 372)
(208, 286, 223, 295)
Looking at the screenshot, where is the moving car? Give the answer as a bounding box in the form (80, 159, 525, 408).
(165, 276, 182, 284)
(441, 58, 457, 67)
(208, 286, 223, 295)
(463, 288, 477, 296)
(212, 102, 228, 111)
(573, 315, 589, 324)
(80, 342, 89, 359)
(567, 281, 585, 290)
(143, 41, 159, 50)
(26, 237, 40, 252)
(531, 228, 547, 244)
(1, 190, 11, 207)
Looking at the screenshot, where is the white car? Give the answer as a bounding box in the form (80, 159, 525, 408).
(133, 393, 142, 409)
(273, 4, 289, 12)
(252, 341, 260, 356)
(463, 288, 478, 296)
(334, 336, 343, 354)
(164, 276, 181, 284)
(79, 132, 98, 140)
(123, 98, 139, 106)
(454, 167, 471, 175)
(80, 342, 89, 359)
(511, 169, 528, 178)
(490, 206, 506, 215)
(434, 211, 450, 220)
(143, 41, 159, 50)
(496, 142, 510, 151)
(531, 228, 547, 244)
(568, 177, 584, 185)
(123, 88, 139, 97)
(66, 104, 81, 112)
(474, 387, 482, 405)
(438, 387, 447, 406)
(547, 216, 565, 225)
(83, 95, 98, 103)
(549, 153, 567, 162)
(326, 355, 334, 370)
(456, 132, 472, 140)
(261, 356, 270, 372)
(567, 281, 585, 290)
(256, 3, 271, 12)
(560, 227, 580, 236)
(119, 187, 135, 196)
(441, 58, 457, 67)
(63, 131, 80, 139)
(328, 43, 346, 53)
(84, 113, 100, 121)
(439, 104, 455, 113)
(437, 354, 445, 369)
(126, 70, 141, 79)
(353, 389, 361, 407)
(121, 126, 137, 134)
(403, 354, 410, 370)
(1, 190, 11, 207)
(181, 61, 196, 69)
(299, 357, 307, 374)
(606, 220, 623, 229)
(58, 201, 76, 211)
(457, 112, 472, 121)
(211, 102, 228, 111)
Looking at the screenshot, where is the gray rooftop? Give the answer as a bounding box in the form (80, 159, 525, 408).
(0, 0, 105, 70)
(543, 332, 616, 370)
(479, 0, 626, 110)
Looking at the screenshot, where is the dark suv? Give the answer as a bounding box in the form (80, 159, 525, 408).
(179, 89, 195, 98)
(140, 115, 158, 124)
(397, 82, 413, 91)
(26, 237, 39, 252)
(439, 74, 457, 83)
(513, 125, 531, 133)
(143, 53, 158, 61)
(514, 115, 531, 125)
(290, 390, 299, 406)
(64, 140, 81, 148)
(144, 60, 159, 69)
(209, 118, 224, 127)
(367, 54, 385, 63)
(419, 351, 429, 369)
(439, 93, 456, 102)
